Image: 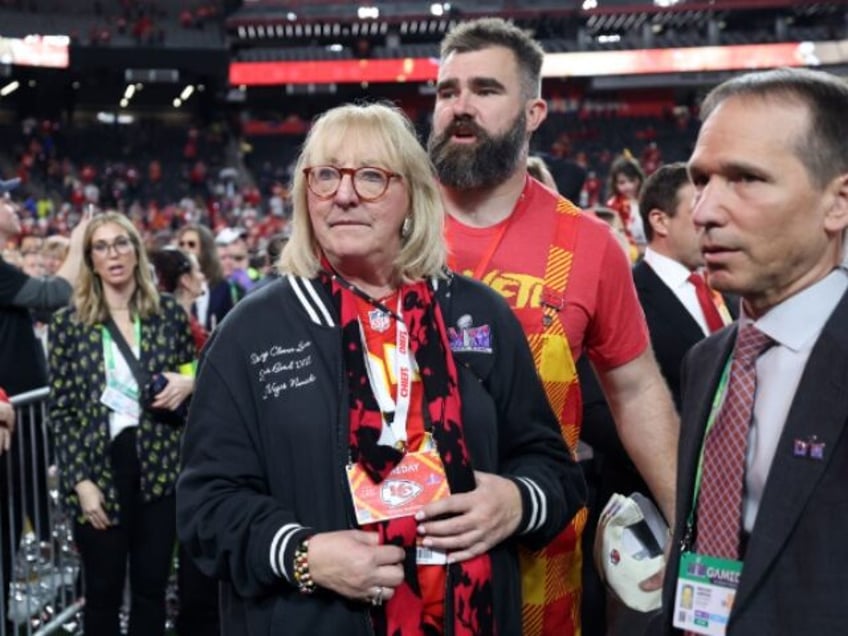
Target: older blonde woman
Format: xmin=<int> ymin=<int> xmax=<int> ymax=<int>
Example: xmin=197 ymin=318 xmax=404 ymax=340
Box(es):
xmin=177 ymin=103 xmax=584 ymax=636
xmin=49 ymin=212 xmax=195 ymax=636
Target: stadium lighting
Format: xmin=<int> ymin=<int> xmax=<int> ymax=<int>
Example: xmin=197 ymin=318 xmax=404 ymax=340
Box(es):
xmin=430 ymin=3 xmax=444 ymax=16
xmin=357 ymin=6 xmax=379 ymax=19
xmin=654 ymin=0 xmax=682 ymax=6
xmin=123 ymin=84 xmax=135 ymax=100
xmin=582 ymin=0 xmax=598 ymax=9
xmin=173 ymin=97 xmax=182 ymax=108
xmin=180 ymin=84 xmax=194 ymax=100
xmin=97 ymin=112 xmax=135 ymax=125
xmin=0 ymin=80 xmax=20 ymax=96
xmin=119 ymin=98 xmax=128 ymax=108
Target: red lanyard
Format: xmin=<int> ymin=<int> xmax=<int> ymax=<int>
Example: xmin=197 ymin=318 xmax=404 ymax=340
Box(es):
xmin=447 ymin=209 xmax=515 ymax=279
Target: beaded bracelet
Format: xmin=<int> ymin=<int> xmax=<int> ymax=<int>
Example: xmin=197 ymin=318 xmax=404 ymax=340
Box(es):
xmin=293 ymin=538 xmax=316 ymax=594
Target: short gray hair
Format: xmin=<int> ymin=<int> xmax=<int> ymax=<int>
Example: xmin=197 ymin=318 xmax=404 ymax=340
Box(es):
xmin=701 ymin=67 xmax=848 ymax=188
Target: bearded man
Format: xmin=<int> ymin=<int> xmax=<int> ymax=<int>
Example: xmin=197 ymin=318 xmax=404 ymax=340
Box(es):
xmin=430 ymin=18 xmax=679 ymax=636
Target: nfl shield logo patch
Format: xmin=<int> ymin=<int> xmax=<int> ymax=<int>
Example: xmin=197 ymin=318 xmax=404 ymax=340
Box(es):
xmin=369 ymin=308 xmax=390 ymax=333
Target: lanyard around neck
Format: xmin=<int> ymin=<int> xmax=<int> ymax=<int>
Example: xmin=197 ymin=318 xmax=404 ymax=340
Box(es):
xmin=356 ymin=292 xmax=415 ymax=448
xmin=448 ymin=211 xmax=514 ymax=280
xmin=331 ymin=273 xmax=403 ymax=322
xmin=447 ymin=176 xmax=527 ymax=278
xmin=102 ymin=315 xmax=142 ymax=371
xmin=331 ymin=271 xmax=419 ymax=447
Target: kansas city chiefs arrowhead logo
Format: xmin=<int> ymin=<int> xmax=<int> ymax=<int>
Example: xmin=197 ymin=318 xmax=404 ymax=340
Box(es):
xmin=380 ymin=479 xmax=423 ymax=507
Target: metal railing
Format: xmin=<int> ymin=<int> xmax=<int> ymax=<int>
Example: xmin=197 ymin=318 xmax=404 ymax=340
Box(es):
xmin=2 ymin=387 xmax=83 ymax=636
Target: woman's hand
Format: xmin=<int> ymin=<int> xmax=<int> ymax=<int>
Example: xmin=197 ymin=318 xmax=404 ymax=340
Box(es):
xmin=415 ymin=470 xmax=523 ymax=563
xmin=307 ymin=530 xmax=405 ymax=603
xmin=0 ymin=401 xmax=14 ymax=454
xmin=75 ymin=479 xmax=110 ymax=530
xmin=150 ymin=372 xmax=194 ymax=411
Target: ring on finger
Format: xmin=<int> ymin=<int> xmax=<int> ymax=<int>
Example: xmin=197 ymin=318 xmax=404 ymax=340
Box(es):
xmin=370 ymin=586 xmax=384 ymax=607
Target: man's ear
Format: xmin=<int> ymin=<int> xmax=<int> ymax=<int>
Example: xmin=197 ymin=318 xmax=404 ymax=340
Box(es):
xmin=824 ymin=172 xmax=848 ymax=234
xmin=526 ymin=98 xmax=547 ymax=133
xmin=648 ymin=208 xmax=669 ymax=238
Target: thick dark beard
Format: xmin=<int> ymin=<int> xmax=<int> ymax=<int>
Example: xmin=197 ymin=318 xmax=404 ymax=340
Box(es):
xmin=427 ymin=111 xmax=527 ymax=191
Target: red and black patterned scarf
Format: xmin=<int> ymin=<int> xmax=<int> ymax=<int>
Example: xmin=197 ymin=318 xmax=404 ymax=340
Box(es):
xmin=321 ymin=269 xmax=494 ymax=636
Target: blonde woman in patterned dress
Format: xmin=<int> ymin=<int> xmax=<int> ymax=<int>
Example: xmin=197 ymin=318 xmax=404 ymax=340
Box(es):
xmin=49 ymin=212 xmax=195 ymax=636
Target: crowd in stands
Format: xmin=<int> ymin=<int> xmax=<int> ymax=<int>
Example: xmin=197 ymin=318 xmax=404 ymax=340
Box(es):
xmin=0 ymin=95 xmax=702 ymax=284
xmin=2 ymin=114 xmax=292 ymax=258
xmin=0 ymin=0 xmax=222 ymax=47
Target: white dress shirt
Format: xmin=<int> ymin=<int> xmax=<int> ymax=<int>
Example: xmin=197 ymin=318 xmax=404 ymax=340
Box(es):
xmin=106 ymin=339 xmax=140 ymax=440
xmin=643 ymin=247 xmax=711 ymax=336
xmin=741 ymin=268 xmax=848 ymax=532
xmin=195 ymin=283 xmax=210 ymax=328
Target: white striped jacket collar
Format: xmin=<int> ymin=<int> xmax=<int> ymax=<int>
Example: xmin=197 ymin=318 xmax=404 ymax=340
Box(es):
xmin=285 ymin=274 xmax=446 ymax=328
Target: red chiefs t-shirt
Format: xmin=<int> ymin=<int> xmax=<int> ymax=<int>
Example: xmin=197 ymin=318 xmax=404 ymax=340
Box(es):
xmin=445 ymin=177 xmax=647 ymax=373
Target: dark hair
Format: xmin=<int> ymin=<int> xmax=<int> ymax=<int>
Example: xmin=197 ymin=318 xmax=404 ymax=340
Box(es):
xmin=440 ymin=17 xmax=544 ymax=100
xmin=700 ymin=67 xmax=848 ymax=188
xmin=266 ymin=232 xmax=289 ymax=267
xmin=178 ymin=224 xmax=223 ymax=286
xmin=607 ymin=156 xmax=645 ymax=199
xmin=638 ymin=162 xmax=690 ymax=243
xmin=150 ymin=247 xmax=192 ymax=294
xmin=592 ymin=206 xmax=617 ymax=224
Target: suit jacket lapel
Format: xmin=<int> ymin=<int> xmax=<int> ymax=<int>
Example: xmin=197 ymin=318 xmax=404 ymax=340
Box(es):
xmin=634 ymin=262 xmax=705 ymax=344
xmin=734 ymin=290 xmax=848 ymax=611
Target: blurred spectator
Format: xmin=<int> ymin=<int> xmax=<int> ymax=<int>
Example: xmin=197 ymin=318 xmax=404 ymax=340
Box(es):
xmin=580 ymin=170 xmax=602 ymax=208
xmin=0 ymin=178 xmax=91 ymax=634
xmin=20 ymin=249 xmax=45 ymax=277
xmin=590 ymin=206 xmax=632 ymax=260
xmin=249 ymin=231 xmax=289 ymax=293
xmin=606 ymin=154 xmax=647 ymax=260
xmin=0 ymin=387 xmax=11 ymax=455
xmin=176 ymin=224 xmax=242 ymax=331
xmin=149 ymin=247 xmax=208 ymax=352
xmin=527 ymin=155 xmax=558 ymax=191
xmin=215 ymin=227 xmax=256 ymax=292
xmin=41 ymin=235 xmax=70 ymax=275
xmin=20 ymin=234 xmax=43 ymax=254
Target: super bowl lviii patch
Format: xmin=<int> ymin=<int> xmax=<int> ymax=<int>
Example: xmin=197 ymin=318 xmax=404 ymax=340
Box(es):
xmin=448 ymin=314 xmax=492 ymax=353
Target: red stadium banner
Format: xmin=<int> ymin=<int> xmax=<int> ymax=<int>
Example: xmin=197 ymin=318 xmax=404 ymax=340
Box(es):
xmin=543 ymin=42 xmax=829 ymax=77
xmin=230 ymin=56 xmax=440 ymax=86
xmin=229 ymin=40 xmax=847 ymax=86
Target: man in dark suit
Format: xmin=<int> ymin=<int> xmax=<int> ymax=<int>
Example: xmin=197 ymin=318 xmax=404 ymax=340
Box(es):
xmin=662 ymin=67 xmax=848 ymax=634
xmin=582 ymin=163 xmax=737 ymax=634
xmin=634 ymin=162 xmax=735 ymax=410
